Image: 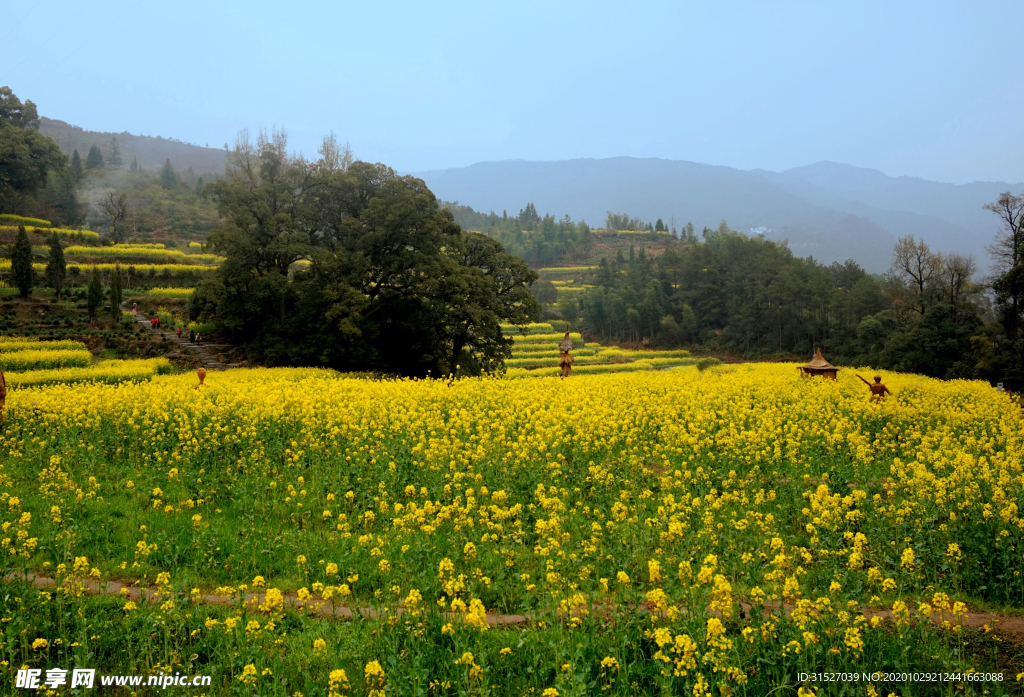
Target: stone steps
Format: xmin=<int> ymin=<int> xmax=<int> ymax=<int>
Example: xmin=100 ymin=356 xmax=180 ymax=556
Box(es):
xmin=130 ymin=309 xmax=239 ymax=371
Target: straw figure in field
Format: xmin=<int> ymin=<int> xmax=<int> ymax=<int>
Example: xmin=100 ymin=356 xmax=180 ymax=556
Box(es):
xmin=857 ymin=374 xmax=891 ymax=403
xmin=195 ymin=366 xmax=207 ymax=390
xmin=558 ymin=327 xmax=574 ymax=379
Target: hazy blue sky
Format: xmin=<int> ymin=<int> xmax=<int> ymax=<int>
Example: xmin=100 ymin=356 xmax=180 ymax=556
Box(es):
xmin=2 ymin=0 xmax=1022 ymax=183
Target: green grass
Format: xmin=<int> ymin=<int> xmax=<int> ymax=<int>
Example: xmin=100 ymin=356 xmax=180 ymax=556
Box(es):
xmin=0 ymin=367 xmax=1019 ymax=695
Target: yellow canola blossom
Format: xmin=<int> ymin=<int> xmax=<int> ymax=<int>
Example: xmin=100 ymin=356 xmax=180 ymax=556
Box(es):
xmin=0 ymin=348 xmax=92 ymax=371
xmin=5 ymin=358 xmax=172 ymax=388
xmin=0 ymin=362 xmax=1020 ymax=689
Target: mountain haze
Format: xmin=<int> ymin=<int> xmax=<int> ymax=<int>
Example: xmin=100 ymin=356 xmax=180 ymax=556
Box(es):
xmin=40 ymin=117 xmax=227 ymax=176
xmin=418 ymin=158 xmax=1018 ymax=272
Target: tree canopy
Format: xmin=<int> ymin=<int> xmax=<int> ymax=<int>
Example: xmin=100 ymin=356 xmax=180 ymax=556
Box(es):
xmin=0 ymin=87 xmax=66 ymax=213
xmin=191 ymin=129 xmax=538 ymax=376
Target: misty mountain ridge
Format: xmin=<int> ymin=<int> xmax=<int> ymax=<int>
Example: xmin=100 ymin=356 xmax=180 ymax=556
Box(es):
xmin=417 ymin=157 xmax=1021 ymax=272
xmin=35 ymin=107 xmax=1013 ymax=273
xmin=40 ymin=117 xmax=227 ymax=176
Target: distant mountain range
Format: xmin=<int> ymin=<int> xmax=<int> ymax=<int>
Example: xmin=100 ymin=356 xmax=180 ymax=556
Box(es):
xmin=40 ymin=117 xmax=227 ymax=176
xmin=416 ymin=158 xmax=1021 ymax=272
xmin=35 ymin=113 xmax=1016 ymax=273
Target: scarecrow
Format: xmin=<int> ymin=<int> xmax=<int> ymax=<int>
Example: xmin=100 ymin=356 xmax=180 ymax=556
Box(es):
xmin=558 ymin=328 xmax=574 ymax=379
xmin=857 ymin=374 xmax=891 ymax=403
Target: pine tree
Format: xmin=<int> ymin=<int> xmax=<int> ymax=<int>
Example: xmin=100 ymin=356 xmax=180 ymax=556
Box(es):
xmin=160 ymin=159 xmax=176 ymax=189
xmin=45 ymin=233 xmax=66 ymax=300
xmin=129 ymin=156 xmax=139 ymax=173
xmin=70 ymin=149 xmax=83 ymax=183
xmin=87 ymin=266 xmax=104 ymax=321
xmin=109 ymin=264 xmax=123 ymax=319
xmin=10 ymin=225 xmax=34 ymax=298
xmin=107 ymin=137 xmax=124 ymax=169
xmin=195 ymin=176 xmax=204 ymax=197
xmin=85 ymin=144 xmax=104 ymax=169
xmin=48 ymin=172 xmax=82 ymax=227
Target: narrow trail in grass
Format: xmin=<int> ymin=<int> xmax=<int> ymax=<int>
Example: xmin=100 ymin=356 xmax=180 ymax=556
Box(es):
xmin=9 ymin=572 xmax=1024 ymax=640
xmin=8 ymin=573 xmax=530 ymax=626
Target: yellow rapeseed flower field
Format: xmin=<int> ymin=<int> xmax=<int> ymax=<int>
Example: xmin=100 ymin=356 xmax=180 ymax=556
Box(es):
xmin=0 ymin=348 xmax=91 ymax=371
xmin=4 ymin=358 xmax=172 ymax=388
xmin=0 ymin=364 xmax=1019 ymax=693
xmin=62 ymin=246 xmax=224 ymax=264
xmin=0 ymin=339 xmax=87 ymax=353
xmin=0 ymin=224 xmax=100 ymax=240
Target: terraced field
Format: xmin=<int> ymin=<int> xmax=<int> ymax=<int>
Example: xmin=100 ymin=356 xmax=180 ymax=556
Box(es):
xmin=0 ymin=337 xmax=172 ymax=387
xmin=501 ymin=323 xmax=695 ymax=376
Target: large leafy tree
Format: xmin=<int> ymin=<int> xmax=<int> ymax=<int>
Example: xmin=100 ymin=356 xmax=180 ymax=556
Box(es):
xmin=977 ymin=191 xmax=1024 ymax=387
xmin=0 ymin=87 xmax=66 ymax=212
xmin=192 ymin=129 xmax=538 ymax=376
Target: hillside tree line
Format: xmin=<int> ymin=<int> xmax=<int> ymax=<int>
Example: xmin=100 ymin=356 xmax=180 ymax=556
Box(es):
xmin=576 ymin=218 xmax=1018 ymax=383
xmin=445 ymin=201 xmax=595 ymax=267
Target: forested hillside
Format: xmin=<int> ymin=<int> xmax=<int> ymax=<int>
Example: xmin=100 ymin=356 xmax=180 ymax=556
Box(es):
xmin=40 ymin=117 xmax=227 ymax=176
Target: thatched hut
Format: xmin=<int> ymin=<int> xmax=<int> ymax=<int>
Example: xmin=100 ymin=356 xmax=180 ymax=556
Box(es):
xmin=798 ymin=348 xmax=838 ymax=380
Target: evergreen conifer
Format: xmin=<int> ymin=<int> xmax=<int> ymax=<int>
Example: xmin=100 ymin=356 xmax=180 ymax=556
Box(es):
xmin=70 ymin=149 xmax=83 ymax=183
xmin=160 ymin=159 xmax=176 ymax=189
xmin=45 ymin=233 xmax=66 ymax=299
xmin=87 ymin=266 xmax=104 ymax=321
xmin=107 ymin=137 xmax=124 ymax=168
xmin=10 ymin=225 xmax=34 ymax=298
xmin=85 ymin=145 xmax=104 ymax=169
xmin=109 ymin=264 xmax=123 ymax=319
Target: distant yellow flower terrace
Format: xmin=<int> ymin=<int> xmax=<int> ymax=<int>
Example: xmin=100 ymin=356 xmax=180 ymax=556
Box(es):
xmin=0 ymin=225 xmax=99 ymax=240
xmin=4 ymin=358 xmax=172 ymax=388
xmin=62 ymin=246 xmax=224 ymax=264
xmin=0 ymin=348 xmax=92 ymax=371
xmin=0 ymin=260 xmax=218 ymax=274
xmin=0 ymin=339 xmax=87 ymax=353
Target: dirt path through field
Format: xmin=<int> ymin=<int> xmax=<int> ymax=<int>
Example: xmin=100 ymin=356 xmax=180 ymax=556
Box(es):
xmin=8 ymin=572 xmax=1024 ymax=640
